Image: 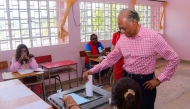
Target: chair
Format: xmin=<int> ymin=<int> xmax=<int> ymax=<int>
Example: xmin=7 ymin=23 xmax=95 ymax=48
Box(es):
xmin=104 ymin=47 xmax=111 ymax=52
xmin=35 ymin=55 xmax=63 ymax=91
xmin=79 ymin=50 xmax=88 ymax=83
xmin=0 ymin=61 xmax=8 ymax=71
xmin=103 ymin=47 xmax=114 ymax=84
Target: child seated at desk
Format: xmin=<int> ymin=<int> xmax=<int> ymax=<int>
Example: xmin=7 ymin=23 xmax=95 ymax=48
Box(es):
xmin=62 ymin=78 xmax=141 ymax=109
xmin=10 ymin=44 xmax=41 ymax=96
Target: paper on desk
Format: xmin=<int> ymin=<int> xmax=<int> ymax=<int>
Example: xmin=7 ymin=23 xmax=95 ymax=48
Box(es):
xmin=85 ymin=75 xmax=93 ymax=97
xmin=102 ymin=56 xmax=106 ymax=59
xmin=98 ymin=56 xmax=106 ymax=59
xmin=18 ymin=69 xmax=34 ymax=75
xmin=0 ymin=84 xmax=33 ymax=101
xmin=18 ymin=68 xmax=44 ymax=75
xmin=14 ymin=100 xmax=51 ymax=109
xmin=34 ymin=68 xmax=44 ymax=72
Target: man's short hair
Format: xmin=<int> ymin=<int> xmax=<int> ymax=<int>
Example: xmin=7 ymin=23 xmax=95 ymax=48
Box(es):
xmin=120 ymin=8 xmax=140 ymax=22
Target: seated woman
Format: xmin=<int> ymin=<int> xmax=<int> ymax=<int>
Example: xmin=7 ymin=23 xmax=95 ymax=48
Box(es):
xmin=85 ymin=34 xmax=110 ymax=87
xmin=10 ymin=44 xmax=41 ymax=96
xmin=62 ymin=78 xmax=141 ymax=109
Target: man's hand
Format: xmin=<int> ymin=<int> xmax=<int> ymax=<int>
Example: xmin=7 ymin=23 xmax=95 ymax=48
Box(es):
xmin=83 ymin=70 xmax=93 ymax=83
xmin=142 ymin=78 xmax=161 ymax=90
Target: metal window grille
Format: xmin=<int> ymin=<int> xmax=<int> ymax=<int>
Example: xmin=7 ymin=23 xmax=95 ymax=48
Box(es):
xmin=135 ymin=5 xmax=163 ymax=34
xmin=0 ymin=0 xmax=66 ymax=51
xmin=80 ymin=2 xmax=127 ymax=42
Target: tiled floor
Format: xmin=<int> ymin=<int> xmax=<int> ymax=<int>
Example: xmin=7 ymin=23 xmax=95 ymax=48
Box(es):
xmin=155 ymin=60 xmax=190 ymax=109
xmin=48 ymin=59 xmax=190 ymax=109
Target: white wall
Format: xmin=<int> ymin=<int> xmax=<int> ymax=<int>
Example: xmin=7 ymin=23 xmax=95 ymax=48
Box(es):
xmin=164 ymin=0 xmax=190 ymax=60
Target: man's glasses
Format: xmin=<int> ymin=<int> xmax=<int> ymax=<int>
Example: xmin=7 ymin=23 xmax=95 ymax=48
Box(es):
xmin=118 ymin=22 xmax=132 ymax=32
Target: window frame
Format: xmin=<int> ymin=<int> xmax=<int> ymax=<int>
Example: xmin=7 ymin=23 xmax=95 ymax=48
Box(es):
xmin=135 ymin=5 xmax=163 ymax=34
xmin=0 ymin=0 xmax=67 ymax=51
xmin=80 ymin=1 xmax=127 ymax=42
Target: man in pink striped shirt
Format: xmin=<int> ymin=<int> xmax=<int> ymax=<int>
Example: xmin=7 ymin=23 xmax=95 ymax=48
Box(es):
xmin=83 ymin=9 xmax=180 ymax=109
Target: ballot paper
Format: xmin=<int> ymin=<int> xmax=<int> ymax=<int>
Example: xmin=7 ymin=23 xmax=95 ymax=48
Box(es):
xmin=0 ymin=84 xmax=33 ymax=101
xmin=98 ymin=56 xmax=106 ymax=59
xmin=85 ymin=75 xmax=93 ymax=97
xmin=18 ymin=68 xmax=44 ymax=75
xmin=59 ymin=93 xmax=90 ymax=105
xmin=102 ymin=56 xmax=106 ymax=59
xmin=14 ymin=100 xmax=51 ymax=109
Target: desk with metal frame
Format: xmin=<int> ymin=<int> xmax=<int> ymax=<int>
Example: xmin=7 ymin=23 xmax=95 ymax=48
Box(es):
xmin=41 ymin=60 xmax=78 ymax=94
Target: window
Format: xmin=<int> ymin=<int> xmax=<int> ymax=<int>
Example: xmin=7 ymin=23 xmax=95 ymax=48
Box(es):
xmin=135 ymin=5 xmax=163 ymax=33
xmin=0 ymin=0 xmax=66 ymax=51
xmin=80 ymin=2 xmax=127 ymax=42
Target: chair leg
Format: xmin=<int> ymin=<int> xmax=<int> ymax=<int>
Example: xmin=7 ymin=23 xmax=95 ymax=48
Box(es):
xmin=57 ymin=75 xmax=63 ymax=91
xmin=42 ymin=83 xmax=45 ymax=100
xmin=54 ymin=77 xmax=56 ymax=91
xmin=80 ymin=70 xmax=83 ymax=84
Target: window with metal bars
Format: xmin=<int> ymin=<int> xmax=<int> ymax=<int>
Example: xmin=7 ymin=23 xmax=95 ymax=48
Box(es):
xmin=0 ymin=0 xmax=66 ymax=51
xmin=80 ymin=2 xmax=127 ymax=42
xmin=135 ymin=5 xmax=163 ymax=34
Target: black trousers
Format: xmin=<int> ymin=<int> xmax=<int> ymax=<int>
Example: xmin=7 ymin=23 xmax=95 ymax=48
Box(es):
xmin=124 ymin=71 xmax=156 ymax=109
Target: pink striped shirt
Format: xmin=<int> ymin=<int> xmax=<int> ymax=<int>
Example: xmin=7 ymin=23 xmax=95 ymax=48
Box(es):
xmin=90 ymin=25 xmax=180 ymax=82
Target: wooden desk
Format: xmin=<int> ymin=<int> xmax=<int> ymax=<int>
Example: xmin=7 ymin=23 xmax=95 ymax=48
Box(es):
xmin=2 ymin=71 xmax=46 ymax=101
xmin=0 ymin=79 xmax=53 ymax=109
xmin=41 ymin=60 xmax=78 ymax=94
xmin=89 ymin=57 xmax=103 ymax=63
xmin=2 ymin=71 xmax=43 ymax=80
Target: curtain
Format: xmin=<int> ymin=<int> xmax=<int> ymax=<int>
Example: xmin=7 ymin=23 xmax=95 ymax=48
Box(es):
xmin=158 ymin=1 xmax=167 ymax=30
xmin=58 ymin=0 xmax=77 ymax=42
xmin=132 ymin=0 xmax=136 ymax=10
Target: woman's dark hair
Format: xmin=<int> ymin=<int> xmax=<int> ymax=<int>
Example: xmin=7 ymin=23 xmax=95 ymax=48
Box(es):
xmin=112 ymin=78 xmax=141 ymax=109
xmin=15 ymin=44 xmax=34 ymax=64
xmin=90 ymin=34 xmax=97 ymax=40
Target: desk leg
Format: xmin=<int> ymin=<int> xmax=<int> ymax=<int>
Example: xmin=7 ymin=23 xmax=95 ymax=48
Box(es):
xmin=48 ymin=69 xmax=52 ymax=94
xmin=42 ymin=74 xmax=46 ymax=101
xmin=99 ymin=72 xmax=101 ymax=85
xmin=89 ymin=60 xmax=92 ymax=68
xmin=89 ymin=60 xmax=94 ymax=85
xmin=68 ymin=70 xmax=71 ymax=88
xmin=76 ymin=64 xmax=78 ymax=87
